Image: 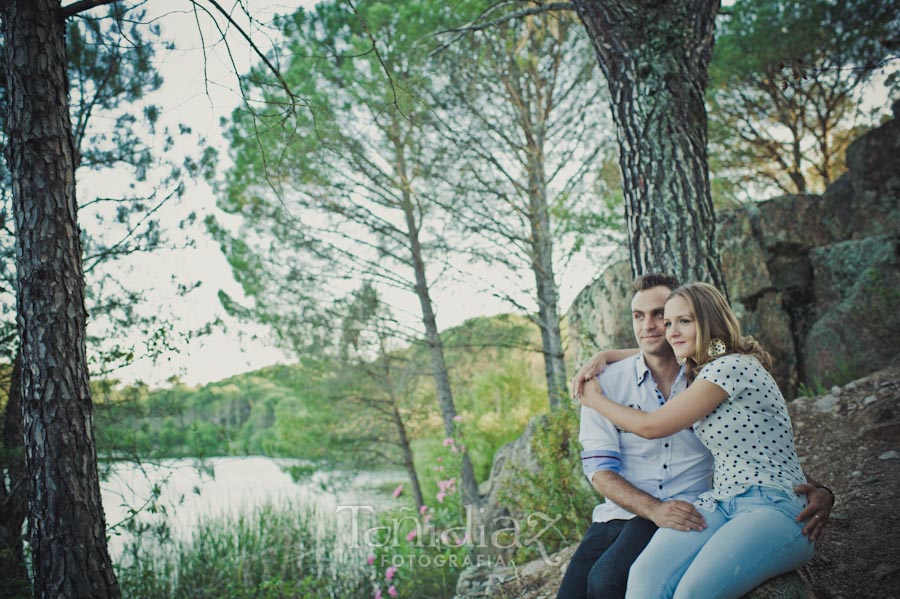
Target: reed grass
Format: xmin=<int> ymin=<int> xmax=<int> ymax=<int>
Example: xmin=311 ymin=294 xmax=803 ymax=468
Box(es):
xmin=116 ymin=498 xmax=369 ymax=599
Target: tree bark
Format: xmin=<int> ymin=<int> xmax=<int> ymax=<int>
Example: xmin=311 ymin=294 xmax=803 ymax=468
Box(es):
xmin=0 ymin=353 xmax=29 ymax=599
xmin=402 ymin=200 xmax=480 ymax=505
xmin=379 ymin=341 xmax=425 ymax=509
xmin=1 ymin=1 xmax=120 ymax=597
xmin=527 ymin=148 xmax=567 ymax=409
xmin=573 ymin=0 xmax=727 ymax=291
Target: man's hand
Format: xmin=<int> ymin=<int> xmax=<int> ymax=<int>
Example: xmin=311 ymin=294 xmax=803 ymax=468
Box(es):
xmin=571 ymin=352 xmax=610 ymax=398
xmin=794 ymin=483 xmax=834 ymax=543
xmin=648 ymin=500 xmax=707 ymax=532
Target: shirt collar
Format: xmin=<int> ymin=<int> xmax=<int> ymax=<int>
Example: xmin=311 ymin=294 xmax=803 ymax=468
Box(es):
xmin=634 ymin=352 xmax=651 ymax=385
xmin=635 ymin=352 xmax=686 ymax=387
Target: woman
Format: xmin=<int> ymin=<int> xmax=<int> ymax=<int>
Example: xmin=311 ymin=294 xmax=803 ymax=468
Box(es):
xmin=580 ymin=282 xmax=816 ymax=599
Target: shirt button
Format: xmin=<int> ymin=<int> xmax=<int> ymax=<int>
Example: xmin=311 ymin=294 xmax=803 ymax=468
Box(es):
xmin=658 ymin=484 xmax=663 ymax=489
xmin=664 ymin=443 xmax=669 ymax=447
xmin=663 ymin=464 xmax=668 ymax=469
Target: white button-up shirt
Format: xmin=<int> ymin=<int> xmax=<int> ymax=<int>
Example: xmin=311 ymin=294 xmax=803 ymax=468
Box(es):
xmin=580 ymin=353 xmax=714 ymax=523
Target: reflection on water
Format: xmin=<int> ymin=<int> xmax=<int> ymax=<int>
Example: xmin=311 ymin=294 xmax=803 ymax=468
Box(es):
xmin=100 ymin=456 xmax=404 ymax=560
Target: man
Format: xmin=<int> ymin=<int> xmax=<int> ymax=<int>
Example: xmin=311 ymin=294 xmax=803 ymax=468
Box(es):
xmin=556 ymin=273 xmax=833 ymax=599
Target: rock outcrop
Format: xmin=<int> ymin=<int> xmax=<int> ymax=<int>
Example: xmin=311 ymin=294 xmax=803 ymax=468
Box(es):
xmin=569 ymin=100 xmax=900 ymax=397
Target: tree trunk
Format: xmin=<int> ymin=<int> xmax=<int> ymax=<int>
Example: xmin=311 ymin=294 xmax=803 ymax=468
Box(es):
xmin=379 ymin=344 xmax=425 ymax=509
xmin=0 ymin=352 xmax=29 ymax=599
xmin=527 ymin=149 xmax=567 ymax=409
xmin=403 ymin=204 xmax=480 ymax=505
xmin=573 ymin=0 xmax=727 ymax=292
xmin=1 ymin=1 xmax=120 ymax=597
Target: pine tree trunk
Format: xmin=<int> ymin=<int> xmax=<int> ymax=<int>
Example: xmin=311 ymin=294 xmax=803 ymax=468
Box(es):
xmin=404 ymin=214 xmax=480 ymax=505
xmin=573 ymin=0 xmax=727 ymax=291
xmin=379 ymin=345 xmax=425 ymax=509
xmin=0 ymin=353 xmax=29 ymax=599
xmin=1 ymin=1 xmax=120 ymax=597
xmin=527 ymin=152 xmax=567 ymax=409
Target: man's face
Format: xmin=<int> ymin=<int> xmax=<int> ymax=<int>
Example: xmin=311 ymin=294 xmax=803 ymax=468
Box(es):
xmin=631 ymin=286 xmax=674 ymax=357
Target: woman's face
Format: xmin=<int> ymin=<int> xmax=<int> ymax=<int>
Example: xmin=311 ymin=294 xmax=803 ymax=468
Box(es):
xmin=664 ymin=295 xmax=697 ymax=360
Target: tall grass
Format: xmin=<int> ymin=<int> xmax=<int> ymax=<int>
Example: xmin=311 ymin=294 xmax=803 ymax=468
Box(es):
xmin=116 ymin=498 xmax=370 ymax=599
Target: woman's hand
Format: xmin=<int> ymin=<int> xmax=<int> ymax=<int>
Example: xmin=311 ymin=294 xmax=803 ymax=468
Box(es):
xmin=570 ymin=348 xmax=639 ymax=398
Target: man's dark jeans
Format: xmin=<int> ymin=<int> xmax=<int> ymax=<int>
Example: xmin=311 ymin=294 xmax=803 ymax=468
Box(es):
xmin=556 ymin=517 xmax=658 ymax=599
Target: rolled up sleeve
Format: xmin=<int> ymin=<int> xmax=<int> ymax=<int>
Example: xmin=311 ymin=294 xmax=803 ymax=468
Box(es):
xmin=579 ymin=403 xmax=621 ymax=480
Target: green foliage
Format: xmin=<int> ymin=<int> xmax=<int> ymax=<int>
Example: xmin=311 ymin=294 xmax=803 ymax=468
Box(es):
xmin=116 ymin=499 xmax=368 ymax=599
xmin=708 ymin=0 xmax=898 ymax=202
xmin=497 ymin=408 xmax=595 ymax=563
xmin=95 ymin=313 xmax=548 ymax=484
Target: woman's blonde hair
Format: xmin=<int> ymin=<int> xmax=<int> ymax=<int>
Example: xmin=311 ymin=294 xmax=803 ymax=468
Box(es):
xmin=668 ymin=282 xmax=772 ymax=380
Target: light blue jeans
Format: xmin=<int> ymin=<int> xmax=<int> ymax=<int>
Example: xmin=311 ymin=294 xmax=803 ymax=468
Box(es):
xmin=625 ymin=486 xmax=816 ymax=599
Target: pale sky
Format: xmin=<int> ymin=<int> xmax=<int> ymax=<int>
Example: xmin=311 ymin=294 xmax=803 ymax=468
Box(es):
xmin=80 ymin=0 xmax=894 ymax=387
xmin=80 ymin=0 xmax=600 ymax=387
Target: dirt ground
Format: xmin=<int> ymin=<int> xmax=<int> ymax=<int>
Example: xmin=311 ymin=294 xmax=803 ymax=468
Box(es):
xmin=488 ymin=362 xmax=900 ymax=599
xmin=790 ymin=363 xmax=900 ymax=598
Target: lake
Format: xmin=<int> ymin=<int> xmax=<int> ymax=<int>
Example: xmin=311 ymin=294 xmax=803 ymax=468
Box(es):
xmin=100 ymin=456 xmax=406 ymax=560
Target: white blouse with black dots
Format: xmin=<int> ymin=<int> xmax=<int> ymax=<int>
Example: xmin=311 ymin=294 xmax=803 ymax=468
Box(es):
xmin=692 ymin=352 xmax=806 ymax=510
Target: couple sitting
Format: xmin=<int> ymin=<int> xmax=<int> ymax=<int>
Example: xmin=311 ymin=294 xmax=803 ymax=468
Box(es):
xmin=557 ymin=274 xmax=834 ymax=599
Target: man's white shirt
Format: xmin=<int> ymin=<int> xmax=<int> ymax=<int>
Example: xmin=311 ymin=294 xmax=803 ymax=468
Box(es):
xmin=580 ymin=353 xmax=714 ymax=523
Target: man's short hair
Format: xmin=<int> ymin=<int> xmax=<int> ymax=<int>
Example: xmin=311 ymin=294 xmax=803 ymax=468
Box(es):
xmin=632 ymin=272 xmax=680 ymax=293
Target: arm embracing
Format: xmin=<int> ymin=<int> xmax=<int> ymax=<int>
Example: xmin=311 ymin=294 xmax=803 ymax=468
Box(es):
xmin=581 ymin=379 xmax=728 ymax=438
xmin=571 ymin=348 xmax=639 ymax=398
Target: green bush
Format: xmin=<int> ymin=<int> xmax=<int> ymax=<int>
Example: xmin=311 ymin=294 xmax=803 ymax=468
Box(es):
xmin=496 ymin=407 xmax=595 ymax=563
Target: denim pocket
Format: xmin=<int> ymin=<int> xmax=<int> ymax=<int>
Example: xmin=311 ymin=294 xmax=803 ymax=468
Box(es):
xmin=761 ymin=490 xmax=806 ymax=522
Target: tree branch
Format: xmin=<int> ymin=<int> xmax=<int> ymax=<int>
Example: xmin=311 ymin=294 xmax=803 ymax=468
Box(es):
xmin=60 ymin=0 xmax=118 ymax=19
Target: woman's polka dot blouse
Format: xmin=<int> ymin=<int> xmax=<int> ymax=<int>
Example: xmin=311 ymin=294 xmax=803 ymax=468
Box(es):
xmin=693 ymin=353 xmax=805 ymax=510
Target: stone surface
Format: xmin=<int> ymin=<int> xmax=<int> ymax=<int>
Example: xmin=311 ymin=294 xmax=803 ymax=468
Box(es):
xmin=568 ymin=110 xmax=900 ymax=397
xmin=805 ymin=235 xmax=900 ymax=387
xmin=567 ymin=255 xmax=633 ymax=366
xmin=717 ymin=205 xmax=772 ymax=302
xmin=735 ymin=290 xmax=797 ymax=398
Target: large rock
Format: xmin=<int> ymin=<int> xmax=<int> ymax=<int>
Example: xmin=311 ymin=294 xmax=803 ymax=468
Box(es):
xmin=839 ymin=99 xmax=900 ymax=240
xmin=717 ymin=205 xmax=772 ymax=302
xmin=805 ymin=235 xmax=900 ymax=387
xmin=478 ymin=413 xmax=545 ymax=556
xmin=569 ymin=106 xmax=900 ymax=397
xmin=455 ymin=543 xmax=811 ymax=599
xmin=734 ymin=290 xmax=798 ymax=397
xmin=568 ymin=255 xmax=633 ymax=366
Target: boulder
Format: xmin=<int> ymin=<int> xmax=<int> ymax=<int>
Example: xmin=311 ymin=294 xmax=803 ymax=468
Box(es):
xmin=734 ymin=290 xmax=798 ymax=398
xmin=717 ymin=205 xmax=772 ymax=302
xmin=805 ymin=235 xmax=900 ymax=387
xmin=568 ymin=255 xmax=633 ymax=366
xmin=568 ymin=106 xmax=900 ymax=397
xmin=840 ymin=99 xmax=900 ymax=240
xmin=478 ymin=413 xmax=545 ymax=555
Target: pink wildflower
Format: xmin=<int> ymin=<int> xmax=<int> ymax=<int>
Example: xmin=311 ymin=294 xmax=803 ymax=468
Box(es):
xmin=419 ymin=505 xmax=428 ymax=515
xmin=374 ymin=589 xmax=382 ymax=599
xmin=392 ymin=484 xmax=403 ymax=498
xmin=388 ymin=586 xmax=398 ymax=598
xmin=443 ymin=437 xmax=454 ymax=447
xmin=367 ymin=554 xmax=375 ymax=566
xmin=436 ymin=491 xmax=446 ymax=503
xmin=406 ymin=529 xmax=417 ymax=542
xmin=452 ymin=415 xmax=463 ymax=422
xmin=423 ymin=514 xmax=432 ymax=524
xmin=385 ymin=566 xmax=397 ymax=581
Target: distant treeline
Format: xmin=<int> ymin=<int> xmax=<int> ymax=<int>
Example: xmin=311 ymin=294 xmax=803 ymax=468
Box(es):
xmin=93 ymin=314 xmax=549 ymax=482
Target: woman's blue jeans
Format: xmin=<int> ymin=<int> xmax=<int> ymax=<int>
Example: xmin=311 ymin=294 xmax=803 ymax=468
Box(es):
xmin=625 ymin=486 xmax=816 ymax=599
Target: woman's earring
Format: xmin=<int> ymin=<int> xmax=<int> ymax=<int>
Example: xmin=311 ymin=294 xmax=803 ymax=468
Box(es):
xmin=708 ymin=338 xmax=726 ymax=358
